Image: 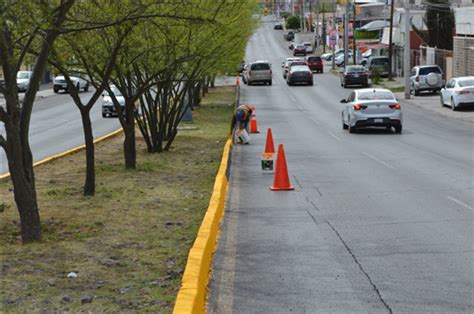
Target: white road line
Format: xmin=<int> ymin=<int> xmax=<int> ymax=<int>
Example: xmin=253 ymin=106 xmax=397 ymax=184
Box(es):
xmin=362 ymin=152 xmax=395 ymax=169
xmin=309 ymin=117 xmax=321 ymax=125
xmin=327 ymin=131 xmax=341 ymax=141
xmin=290 ymin=95 xmax=296 ymax=102
xmin=446 ymin=196 xmax=474 ymax=212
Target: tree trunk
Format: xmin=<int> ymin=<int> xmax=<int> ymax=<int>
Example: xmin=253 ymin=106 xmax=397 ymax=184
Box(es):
xmin=202 ymin=78 xmax=209 ymax=95
xmin=5 ymin=124 xmax=41 ymax=242
xmin=210 ymin=75 xmax=216 ymax=88
xmin=80 ymin=109 xmax=95 ymax=196
xmin=124 ymin=125 xmax=136 ymax=169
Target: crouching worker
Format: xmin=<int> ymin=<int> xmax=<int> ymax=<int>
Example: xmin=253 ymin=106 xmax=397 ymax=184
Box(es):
xmin=231 ymin=104 xmax=253 ymax=144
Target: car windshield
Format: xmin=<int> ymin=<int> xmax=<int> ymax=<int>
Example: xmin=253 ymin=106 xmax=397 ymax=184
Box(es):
xmin=304 ymin=43 xmax=311 ymax=47
xmin=105 ymin=86 xmax=122 ymax=97
xmin=371 ymin=58 xmax=388 ymax=65
xmin=251 ymin=63 xmax=270 ymax=70
xmin=419 ymin=67 xmax=441 ymax=75
xmin=458 ymin=79 xmax=474 ymax=87
xmin=17 ymin=72 xmax=30 ymax=79
xmin=358 ymin=91 xmax=394 ymax=100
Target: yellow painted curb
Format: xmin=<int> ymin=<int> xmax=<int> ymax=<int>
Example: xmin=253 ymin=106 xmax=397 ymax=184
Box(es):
xmin=173 ymin=137 xmax=233 ymax=314
xmin=0 ymin=128 xmax=123 ymax=180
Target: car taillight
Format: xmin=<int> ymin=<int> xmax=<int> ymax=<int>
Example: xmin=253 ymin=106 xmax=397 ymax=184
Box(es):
xmin=389 ymin=104 xmax=401 ymax=109
xmin=458 ymin=90 xmax=469 ymax=95
xmin=415 ymin=76 xmax=419 ymax=82
xmin=353 ymin=105 xmax=367 ymax=110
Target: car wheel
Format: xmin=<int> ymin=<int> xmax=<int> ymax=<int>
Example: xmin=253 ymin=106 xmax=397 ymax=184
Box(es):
xmin=394 ymin=125 xmax=402 ymax=134
xmin=84 ymin=83 xmax=89 ymax=92
xmin=343 ymin=81 xmax=347 ymax=88
xmin=348 ymin=123 xmax=356 ymax=133
xmin=53 ymin=88 xmax=59 ymax=93
xmin=309 ymin=82 xmax=313 ymax=86
xmin=269 ymin=80 xmax=272 ymax=86
xmin=102 ymin=113 xmax=107 ymax=118
xmin=414 ymin=88 xmax=420 ymax=96
xmin=440 ymin=94 xmax=445 ymax=107
xmin=342 ymin=114 xmax=348 ymax=130
xmin=451 ymin=97 xmax=457 ymax=111
xmin=76 ymin=83 xmax=80 ymax=91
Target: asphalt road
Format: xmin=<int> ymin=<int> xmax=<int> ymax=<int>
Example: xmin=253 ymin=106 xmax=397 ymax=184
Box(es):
xmin=0 ymin=89 xmax=120 ymax=175
xmin=208 ymin=17 xmax=473 ymax=313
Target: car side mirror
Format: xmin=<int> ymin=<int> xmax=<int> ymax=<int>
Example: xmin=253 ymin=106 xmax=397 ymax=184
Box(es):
xmin=340 ymin=99 xmax=347 ymax=103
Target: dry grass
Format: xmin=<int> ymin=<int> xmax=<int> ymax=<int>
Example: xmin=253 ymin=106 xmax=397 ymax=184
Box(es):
xmin=0 ymin=86 xmax=235 ymax=313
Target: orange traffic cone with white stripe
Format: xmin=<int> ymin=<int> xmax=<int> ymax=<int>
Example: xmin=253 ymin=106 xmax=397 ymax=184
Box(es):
xmin=250 ymin=114 xmax=259 ymax=133
xmin=270 ymin=144 xmax=294 ymax=191
xmin=264 ymin=128 xmax=275 ymax=154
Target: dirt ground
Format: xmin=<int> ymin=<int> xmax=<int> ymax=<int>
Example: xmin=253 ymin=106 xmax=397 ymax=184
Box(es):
xmin=0 ymin=86 xmax=235 ymax=313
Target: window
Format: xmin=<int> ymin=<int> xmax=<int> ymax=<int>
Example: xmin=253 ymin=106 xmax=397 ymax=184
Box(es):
xmin=458 ymin=79 xmax=474 ymax=87
xmin=251 ymin=63 xmax=270 ymax=70
xmin=358 ymin=91 xmax=395 ymax=100
xmin=348 ymin=92 xmax=355 ymax=102
xmin=419 ymin=67 xmax=441 ymax=75
xmin=446 ymin=80 xmax=455 ymax=88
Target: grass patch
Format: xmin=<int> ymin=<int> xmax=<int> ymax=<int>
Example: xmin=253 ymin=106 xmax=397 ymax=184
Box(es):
xmin=0 ymin=86 xmax=235 ymax=313
xmin=388 ymin=86 xmax=405 ymax=93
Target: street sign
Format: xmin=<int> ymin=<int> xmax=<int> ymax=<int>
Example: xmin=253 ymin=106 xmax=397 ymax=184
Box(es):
xmin=329 ymin=30 xmax=337 ymax=46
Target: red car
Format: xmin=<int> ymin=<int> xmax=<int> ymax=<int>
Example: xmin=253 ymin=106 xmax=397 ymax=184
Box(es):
xmin=293 ymin=44 xmax=307 ymax=56
xmin=306 ymin=56 xmax=323 ymax=73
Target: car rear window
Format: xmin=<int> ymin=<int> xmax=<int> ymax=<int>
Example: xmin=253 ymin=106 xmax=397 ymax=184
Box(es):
xmin=290 ymin=61 xmax=307 ymax=66
xmin=347 ymin=66 xmax=366 ymax=73
xmin=307 ymin=57 xmax=321 ymax=62
xmin=371 ymin=58 xmax=388 ymax=66
xmin=458 ymin=79 xmax=474 ymax=87
xmin=358 ymin=91 xmax=395 ymax=100
xmin=251 ymin=63 xmax=270 ymax=70
xmin=419 ymin=66 xmax=441 ymax=75
xmin=295 ymin=45 xmax=305 ymax=49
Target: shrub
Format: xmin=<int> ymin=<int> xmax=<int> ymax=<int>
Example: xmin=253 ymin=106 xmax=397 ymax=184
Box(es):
xmin=286 ymin=15 xmax=301 ymax=30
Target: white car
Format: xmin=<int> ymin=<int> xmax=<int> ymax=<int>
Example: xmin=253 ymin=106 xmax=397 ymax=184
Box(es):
xmin=303 ymin=42 xmax=313 ymax=54
xmin=440 ymin=76 xmax=474 ymax=111
xmin=341 ymin=88 xmax=403 ymax=134
xmin=102 ymin=85 xmax=126 ymax=117
xmin=53 ymin=73 xmax=89 ymax=93
xmin=17 ymin=71 xmax=32 ymax=92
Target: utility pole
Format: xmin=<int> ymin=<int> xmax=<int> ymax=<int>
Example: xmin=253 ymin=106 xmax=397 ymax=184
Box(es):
xmin=352 ymin=1 xmax=357 ymax=65
xmin=404 ymin=4 xmax=411 ymax=99
xmin=388 ymin=0 xmax=395 ymax=80
xmin=316 ymin=0 xmax=320 ymax=55
xmin=332 ymin=0 xmax=336 ymax=70
xmin=343 ymin=13 xmax=348 ymax=71
xmin=322 ymin=3 xmax=326 ymax=53
xmin=300 ymin=0 xmax=305 ymax=32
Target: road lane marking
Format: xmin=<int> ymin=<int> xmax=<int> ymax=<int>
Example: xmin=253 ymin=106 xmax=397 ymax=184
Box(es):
xmin=290 ymin=95 xmax=296 ymax=102
xmin=327 ymin=131 xmax=341 ymax=141
xmin=362 ymin=152 xmax=395 ymax=169
xmin=309 ymin=117 xmax=321 ymax=125
xmin=446 ymin=196 xmax=474 ymax=212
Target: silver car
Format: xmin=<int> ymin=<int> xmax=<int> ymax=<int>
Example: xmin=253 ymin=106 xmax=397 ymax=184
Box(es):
xmin=245 ymin=60 xmax=272 ymax=86
xmin=341 ymin=88 xmax=403 ymax=133
xmin=440 ymin=76 xmax=474 ymax=110
xmin=410 ymin=65 xmax=444 ymax=96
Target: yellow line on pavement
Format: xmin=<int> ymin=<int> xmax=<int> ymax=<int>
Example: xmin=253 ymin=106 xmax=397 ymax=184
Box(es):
xmin=173 ymin=137 xmax=233 ymax=314
xmin=0 ymin=128 xmax=123 ymax=180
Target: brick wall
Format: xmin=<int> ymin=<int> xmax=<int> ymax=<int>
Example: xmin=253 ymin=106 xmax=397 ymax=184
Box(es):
xmin=453 ymin=36 xmax=474 ymax=77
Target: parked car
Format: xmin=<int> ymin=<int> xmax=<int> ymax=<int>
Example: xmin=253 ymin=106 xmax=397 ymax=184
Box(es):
xmin=241 ymin=64 xmax=249 ymax=83
xmin=16 ymin=71 xmax=33 ymax=92
xmin=102 ymin=85 xmax=125 ymax=117
xmin=341 ymin=88 xmax=402 ymax=133
xmin=274 ymin=22 xmax=283 ymax=30
xmin=282 ymin=58 xmax=306 ymax=78
xmin=321 ymin=48 xmax=350 ymax=61
xmin=286 ymin=65 xmax=313 ymax=86
xmin=367 ymin=56 xmax=390 ymax=77
xmin=246 ymin=60 xmax=272 ymax=86
xmin=335 ymin=53 xmax=353 ymax=67
xmin=341 ymin=65 xmax=369 ymax=88
xmin=293 ymin=44 xmax=307 ymax=56
xmin=306 ymin=56 xmax=323 ymax=73
xmin=410 ymin=65 xmax=444 ymax=96
xmin=53 ymin=73 xmax=89 ymax=93
xmin=303 ymin=42 xmax=313 ymax=54
xmin=284 ymin=31 xmax=295 ymax=41
xmin=440 ymin=76 xmax=474 ymax=110
xmin=238 ymin=61 xmax=246 ymax=74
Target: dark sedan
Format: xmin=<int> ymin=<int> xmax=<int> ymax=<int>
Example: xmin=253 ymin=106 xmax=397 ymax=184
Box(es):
xmin=341 ymin=65 xmax=369 ymax=88
xmin=287 ymin=65 xmax=313 ymax=86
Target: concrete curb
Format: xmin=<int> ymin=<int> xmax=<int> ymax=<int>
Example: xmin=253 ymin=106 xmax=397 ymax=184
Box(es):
xmin=0 ymin=128 xmax=123 ymax=180
xmin=173 ymin=137 xmax=233 ymax=314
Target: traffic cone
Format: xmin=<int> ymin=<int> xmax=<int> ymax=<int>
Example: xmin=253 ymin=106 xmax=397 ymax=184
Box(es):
xmin=250 ymin=114 xmax=259 ymax=133
xmin=236 ymin=77 xmax=240 ymax=86
xmin=264 ymin=128 xmax=275 ymax=154
xmin=270 ymin=144 xmax=294 ymax=191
